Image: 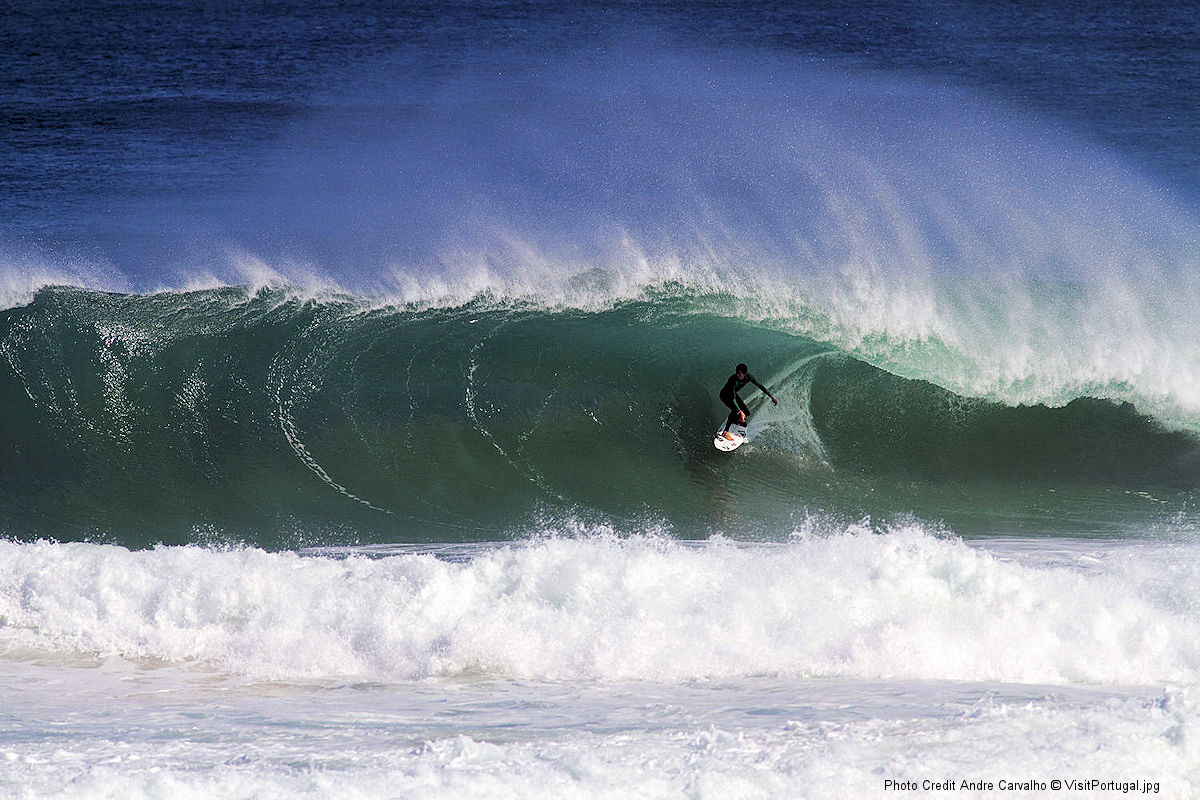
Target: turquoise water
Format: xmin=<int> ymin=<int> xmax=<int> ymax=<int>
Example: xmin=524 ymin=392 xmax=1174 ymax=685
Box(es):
xmin=3 ymin=285 xmax=1197 ymax=545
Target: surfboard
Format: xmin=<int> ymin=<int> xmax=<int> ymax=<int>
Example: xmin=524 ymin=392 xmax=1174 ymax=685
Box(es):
xmin=714 ymin=422 xmax=748 ymax=451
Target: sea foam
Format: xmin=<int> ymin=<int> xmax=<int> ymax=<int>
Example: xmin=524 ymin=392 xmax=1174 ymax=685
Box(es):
xmin=1 ymin=526 xmax=1197 ymax=686
xmin=5 ymin=690 xmax=1198 ymax=800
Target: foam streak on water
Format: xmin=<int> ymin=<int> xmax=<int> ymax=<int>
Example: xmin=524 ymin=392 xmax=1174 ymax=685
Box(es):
xmin=1 ymin=669 xmax=1196 ymax=799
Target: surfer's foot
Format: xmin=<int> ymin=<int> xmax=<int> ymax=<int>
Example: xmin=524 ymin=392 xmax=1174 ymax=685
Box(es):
xmin=722 ymin=431 xmax=736 ymax=441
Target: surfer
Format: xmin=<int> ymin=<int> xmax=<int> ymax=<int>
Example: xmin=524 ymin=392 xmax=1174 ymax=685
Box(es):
xmin=720 ymin=363 xmax=777 ymax=440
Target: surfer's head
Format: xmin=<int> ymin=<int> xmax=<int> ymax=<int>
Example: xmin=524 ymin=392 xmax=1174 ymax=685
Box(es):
xmin=736 ymin=363 xmax=748 ymax=377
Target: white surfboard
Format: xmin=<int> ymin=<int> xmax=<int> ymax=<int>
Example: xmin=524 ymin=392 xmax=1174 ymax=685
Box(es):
xmin=713 ymin=423 xmax=748 ymax=451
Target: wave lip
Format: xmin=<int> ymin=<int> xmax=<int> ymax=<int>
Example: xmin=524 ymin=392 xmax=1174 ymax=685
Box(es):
xmin=2 ymin=528 xmax=1198 ymax=686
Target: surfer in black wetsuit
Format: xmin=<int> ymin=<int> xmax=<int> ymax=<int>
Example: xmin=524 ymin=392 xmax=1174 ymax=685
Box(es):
xmin=720 ymin=363 xmax=777 ymax=439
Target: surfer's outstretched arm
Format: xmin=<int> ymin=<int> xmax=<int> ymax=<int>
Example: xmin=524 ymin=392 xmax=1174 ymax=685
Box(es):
xmin=748 ymin=375 xmax=779 ymax=406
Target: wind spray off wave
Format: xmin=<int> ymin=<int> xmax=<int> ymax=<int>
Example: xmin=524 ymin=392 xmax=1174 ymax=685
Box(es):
xmin=7 ymin=50 xmax=1200 ymax=422
xmin=201 ymin=51 xmax=1200 ymax=422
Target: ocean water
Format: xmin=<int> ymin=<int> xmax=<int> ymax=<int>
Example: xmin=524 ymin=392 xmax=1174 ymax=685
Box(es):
xmin=3 ymin=1 xmax=1200 ymax=797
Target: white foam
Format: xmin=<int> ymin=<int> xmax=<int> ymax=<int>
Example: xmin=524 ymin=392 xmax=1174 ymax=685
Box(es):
xmin=2 ymin=677 xmax=1196 ymax=799
xmin=2 ymin=526 xmax=1198 ymax=686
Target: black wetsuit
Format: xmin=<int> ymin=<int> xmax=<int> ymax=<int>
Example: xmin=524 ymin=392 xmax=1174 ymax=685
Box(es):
xmin=720 ymin=373 xmax=769 ymax=432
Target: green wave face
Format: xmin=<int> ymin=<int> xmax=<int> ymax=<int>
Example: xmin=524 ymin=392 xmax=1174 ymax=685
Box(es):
xmin=1 ymin=285 xmax=1196 ymax=547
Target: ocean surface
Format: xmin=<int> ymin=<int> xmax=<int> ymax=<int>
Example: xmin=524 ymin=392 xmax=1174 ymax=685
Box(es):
xmin=3 ymin=1 xmax=1200 ymax=797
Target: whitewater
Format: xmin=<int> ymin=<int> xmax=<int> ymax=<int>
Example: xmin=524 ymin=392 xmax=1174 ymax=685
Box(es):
xmin=3 ymin=528 xmax=1199 ymax=797
xmin=5 ymin=0 xmax=1200 ymax=797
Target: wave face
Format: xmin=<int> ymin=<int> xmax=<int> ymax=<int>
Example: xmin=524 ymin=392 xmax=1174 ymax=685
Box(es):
xmin=1 ymin=285 xmax=1197 ymax=546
